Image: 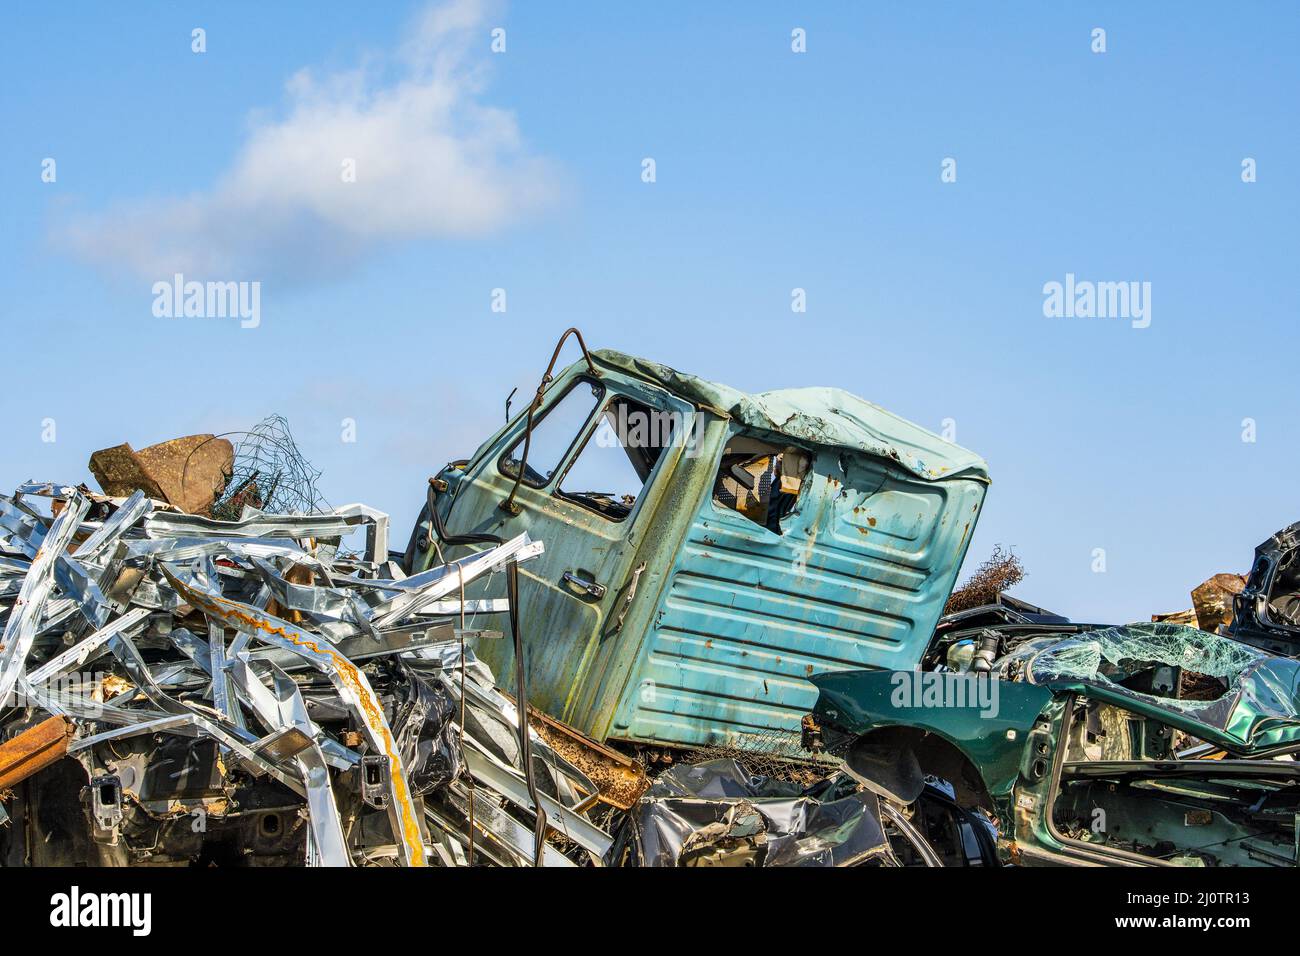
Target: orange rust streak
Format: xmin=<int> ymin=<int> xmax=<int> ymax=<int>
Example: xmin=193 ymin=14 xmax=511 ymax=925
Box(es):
xmin=0 ymin=716 xmax=72 ymax=789
xmin=168 ymin=572 xmax=425 ymax=866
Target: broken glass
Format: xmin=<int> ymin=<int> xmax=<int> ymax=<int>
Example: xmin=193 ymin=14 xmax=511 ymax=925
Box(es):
xmin=1010 ymin=622 xmax=1300 ymax=746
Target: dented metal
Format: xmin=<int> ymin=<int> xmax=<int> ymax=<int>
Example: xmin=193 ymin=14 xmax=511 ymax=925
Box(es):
xmin=0 ymin=479 xmax=607 ymax=868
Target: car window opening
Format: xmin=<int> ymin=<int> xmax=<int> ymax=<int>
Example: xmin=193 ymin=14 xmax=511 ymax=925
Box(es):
xmin=712 ymin=436 xmax=809 ymax=534
xmin=558 ymin=396 xmax=675 ymax=522
xmin=499 ymin=379 xmax=603 ymax=488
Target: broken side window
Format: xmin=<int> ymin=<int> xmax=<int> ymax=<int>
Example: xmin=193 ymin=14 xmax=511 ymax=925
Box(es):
xmin=1061 ymin=697 xmax=1180 ymax=763
xmin=711 ymin=436 xmax=810 ymax=534
xmin=499 ymin=379 xmax=603 ymax=488
xmin=557 ymin=396 xmax=674 ymax=521
xmin=1049 ymin=695 xmax=1300 ymax=867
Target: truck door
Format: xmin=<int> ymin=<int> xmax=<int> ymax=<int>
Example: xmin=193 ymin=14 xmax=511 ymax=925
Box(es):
xmin=431 ymin=370 xmax=694 ymax=726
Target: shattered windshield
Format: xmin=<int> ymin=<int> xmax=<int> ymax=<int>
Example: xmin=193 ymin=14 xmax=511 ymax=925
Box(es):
xmin=1011 ymin=622 xmax=1300 ymax=748
xmin=1028 ymin=623 xmax=1261 ymax=692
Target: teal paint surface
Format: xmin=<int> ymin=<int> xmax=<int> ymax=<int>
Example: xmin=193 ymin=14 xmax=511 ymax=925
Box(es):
xmin=425 ymin=350 xmax=990 ymax=749
xmin=609 ymin=436 xmax=988 ymax=745
xmin=592 ymin=350 xmax=990 ymax=484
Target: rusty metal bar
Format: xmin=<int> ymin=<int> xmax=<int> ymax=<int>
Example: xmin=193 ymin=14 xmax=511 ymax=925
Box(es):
xmin=0 ymin=716 xmax=73 ymax=790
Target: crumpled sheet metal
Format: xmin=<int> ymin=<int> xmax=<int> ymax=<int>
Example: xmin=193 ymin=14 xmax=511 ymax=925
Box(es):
xmin=0 ymin=486 xmax=89 ymax=706
xmin=591 ymin=349 xmax=989 ymax=482
xmin=0 ymin=479 xmax=610 ymax=868
xmin=161 ymin=567 xmax=428 ymax=867
xmin=615 ymin=758 xmax=894 ymax=867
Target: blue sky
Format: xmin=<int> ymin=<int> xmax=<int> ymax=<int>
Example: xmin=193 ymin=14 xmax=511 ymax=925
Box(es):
xmin=2 ymin=1 xmax=1297 ymax=623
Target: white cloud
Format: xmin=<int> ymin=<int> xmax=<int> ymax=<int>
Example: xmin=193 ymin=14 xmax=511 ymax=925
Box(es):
xmin=57 ymin=0 xmax=557 ymax=283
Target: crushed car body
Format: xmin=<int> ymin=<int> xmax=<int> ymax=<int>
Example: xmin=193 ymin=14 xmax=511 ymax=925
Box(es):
xmin=807 ymin=617 xmax=1300 ymax=866
xmin=1231 ymin=521 xmax=1300 ymax=657
xmin=6 ymin=329 xmax=1299 ymax=869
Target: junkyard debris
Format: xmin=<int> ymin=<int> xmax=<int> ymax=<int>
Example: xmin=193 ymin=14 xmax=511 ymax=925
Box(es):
xmin=611 ymin=758 xmax=897 ymax=867
xmin=0 ymin=478 xmax=615 ymax=866
xmin=1191 ymin=573 xmax=1247 ymax=634
xmin=211 ymin=414 xmax=329 ymax=519
xmin=0 ymin=716 xmax=73 ymax=790
xmin=89 ymin=435 xmax=234 ymax=516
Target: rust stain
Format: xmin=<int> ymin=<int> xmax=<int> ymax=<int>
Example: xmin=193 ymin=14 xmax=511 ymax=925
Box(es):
xmin=163 ymin=568 xmax=426 ymax=866
xmin=0 ymin=716 xmax=72 ymax=789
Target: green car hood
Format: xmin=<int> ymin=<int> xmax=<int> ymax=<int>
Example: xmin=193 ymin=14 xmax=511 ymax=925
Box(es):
xmin=812 ymin=623 xmax=1300 ymax=763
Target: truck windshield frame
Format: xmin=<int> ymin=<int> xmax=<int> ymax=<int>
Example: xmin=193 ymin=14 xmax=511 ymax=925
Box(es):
xmin=496 ymin=376 xmax=605 ymax=490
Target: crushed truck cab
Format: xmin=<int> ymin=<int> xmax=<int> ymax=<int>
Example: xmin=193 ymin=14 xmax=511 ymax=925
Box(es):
xmin=407 ymin=346 xmax=989 ymax=750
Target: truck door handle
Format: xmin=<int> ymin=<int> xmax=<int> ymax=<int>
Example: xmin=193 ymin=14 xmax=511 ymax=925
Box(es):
xmin=562 ymin=570 xmax=606 ymax=600
xmin=612 ymin=562 xmax=647 ymax=634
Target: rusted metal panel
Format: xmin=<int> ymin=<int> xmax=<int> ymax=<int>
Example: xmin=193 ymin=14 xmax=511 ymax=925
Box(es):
xmin=608 ymin=428 xmax=987 ymax=747
xmin=503 ymin=692 xmax=648 ymax=809
xmin=0 ymin=716 xmax=73 ymax=789
xmin=89 ymin=435 xmax=234 ymax=515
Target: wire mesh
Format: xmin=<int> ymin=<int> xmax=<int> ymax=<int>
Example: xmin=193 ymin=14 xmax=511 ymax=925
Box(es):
xmin=205 ymin=415 xmax=329 ymax=519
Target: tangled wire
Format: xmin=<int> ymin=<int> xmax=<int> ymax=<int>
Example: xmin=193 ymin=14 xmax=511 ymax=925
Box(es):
xmin=205 ymin=415 xmax=329 ymax=519
xmin=686 ymin=729 xmax=837 ymax=785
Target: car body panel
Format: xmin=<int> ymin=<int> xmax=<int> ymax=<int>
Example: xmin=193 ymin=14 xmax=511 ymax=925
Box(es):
xmin=810 ymin=668 xmax=1053 ymax=797
xmin=808 ymin=621 xmax=1300 ymax=866
xmin=1232 ymin=521 xmax=1300 ymax=656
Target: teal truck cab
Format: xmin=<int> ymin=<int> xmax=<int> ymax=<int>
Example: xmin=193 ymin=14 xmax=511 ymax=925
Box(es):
xmin=405 ymin=334 xmax=989 ymax=752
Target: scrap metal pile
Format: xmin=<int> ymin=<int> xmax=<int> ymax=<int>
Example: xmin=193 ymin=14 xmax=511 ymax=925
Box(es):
xmin=0 ymin=480 xmax=614 ymax=867
xmin=9 ymin=386 xmax=1299 ymax=870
